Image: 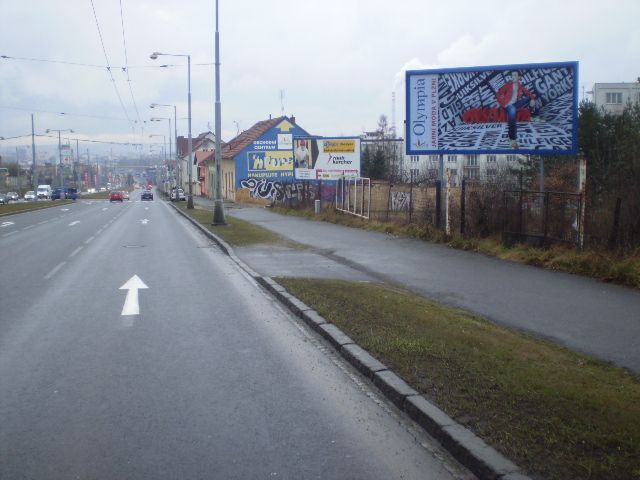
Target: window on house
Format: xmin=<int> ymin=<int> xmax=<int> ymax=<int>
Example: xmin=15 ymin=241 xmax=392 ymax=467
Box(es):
xmin=410 ymin=168 xmax=420 ymax=178
xmin=447 ymin=155 xmax=457 ymax=163
xmin=463 ymin=167 xmax=479 ymax=179
xmin=410 ymin=155 xmax=419 ymax=163
xmin=486 ymin=168 xmax=497 ymax=178
xmin=429 ymin=155 xmax=439 ymax=163
xmin=486 ymin=155 xmax=497 ymax=163
xmin=605 ymin=92 xmax=623 ymax=104
xmin=465 ymin=155 xmax=478 ymax=166
xmin=506 ymin=154 xmax=518 ymax=162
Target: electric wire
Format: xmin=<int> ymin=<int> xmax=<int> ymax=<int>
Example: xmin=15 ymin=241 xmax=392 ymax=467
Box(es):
xmin=118 ymin=0 xmax=142 ymax=127
xmin=88 ymin=0 xmax=135 ymax=132
xmin=0 ymin=55 xmax=212 ymax=69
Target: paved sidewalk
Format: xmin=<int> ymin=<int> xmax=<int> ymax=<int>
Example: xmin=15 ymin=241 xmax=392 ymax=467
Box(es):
xmin=194 ymin=197 xmax=640 ymax=374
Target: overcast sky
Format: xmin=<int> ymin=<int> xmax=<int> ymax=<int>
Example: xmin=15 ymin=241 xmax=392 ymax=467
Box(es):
xmin=1 ymin=0 xmax=638 ymax=157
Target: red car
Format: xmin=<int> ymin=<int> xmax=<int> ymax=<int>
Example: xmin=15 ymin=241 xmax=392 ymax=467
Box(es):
xmin=109 ymin=191 xmax=124 ymax=202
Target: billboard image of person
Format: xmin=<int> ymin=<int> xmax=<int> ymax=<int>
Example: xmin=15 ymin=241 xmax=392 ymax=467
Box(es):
xmin=406 ymin=61 xmax=578 ymax=155
xmin=294 ymin=137 xmax=360 ymax=180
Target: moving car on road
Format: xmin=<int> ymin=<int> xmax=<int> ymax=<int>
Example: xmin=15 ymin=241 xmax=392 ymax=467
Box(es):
xmin=65 ymin=188 xmax=78 ymax=200
xmin=6 ymin=192 xmax=19 ymax=202
xmin=0 ymin=193 xmax=7 ymax=204
xmin=24 ymin=191 xmax=37 ymax=201
xmin=37 ymin=185 xmax=52 ymax=199
xmin=122 ymin=191 xmax=130 ymax=201
xmin=50 ymin=188 xmax=63 ymax=200
xmin=141 ymin=190 xmax=154 ymax=201
xmin=109 ymin=191 xmax=124 ymax=202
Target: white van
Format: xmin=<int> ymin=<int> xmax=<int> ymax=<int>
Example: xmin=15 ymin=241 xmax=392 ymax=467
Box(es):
xmin=37 ymin=185 xmax=52 ymax=199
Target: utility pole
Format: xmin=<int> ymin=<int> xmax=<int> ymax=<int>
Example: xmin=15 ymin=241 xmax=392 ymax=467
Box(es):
xmin=212 ymin=0 xmax=226 ymax=224
xmin=31 ymin=114 xmax=37 ymax=189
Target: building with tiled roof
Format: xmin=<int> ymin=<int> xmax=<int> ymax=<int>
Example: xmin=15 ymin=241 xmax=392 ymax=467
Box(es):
xmin=207 ymin=116 xmax=310 ymax=202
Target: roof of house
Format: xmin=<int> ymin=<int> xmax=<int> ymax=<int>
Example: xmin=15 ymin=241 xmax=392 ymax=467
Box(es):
xmin=177 ymin=132 xmax=216 ymax=157
xmin=194 ymin=150 xmax=215 ymax=165
xmin=221 ymin=116 xmax=289 ymax=160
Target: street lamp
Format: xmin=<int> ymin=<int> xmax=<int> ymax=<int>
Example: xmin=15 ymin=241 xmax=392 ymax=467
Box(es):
xmin=150 ymin=103 xmax=178 ymax=192
xmin=150 ymin=51 xmax=195 ymax=209
xmin=211 ymin=0 xmax=226 ymax=224
xmin=46 ymin=128 xmax=73 ymax=188
xmin=150 ymin=117 xmax=172 ymax=168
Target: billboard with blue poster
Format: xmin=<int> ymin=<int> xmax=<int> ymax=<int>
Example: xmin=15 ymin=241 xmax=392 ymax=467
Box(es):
xmin=234 ymin=117 xmax=310 ymax=187
xmin=406 ymin=61 xmax=579 ymax=155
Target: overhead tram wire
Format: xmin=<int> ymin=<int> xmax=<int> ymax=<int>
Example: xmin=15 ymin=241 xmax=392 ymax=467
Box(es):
xmin=3 ymin=133 xmax=141 ymax=146
xmin=0 ymin=105 xmax=130 ymax=122
xmin=118 ymin=0 xmax=142 ymax=129
xmin=88 ymin=0 xmax=136 ymax=133
xmin=1 ymin=55 xmax=213 ymax=69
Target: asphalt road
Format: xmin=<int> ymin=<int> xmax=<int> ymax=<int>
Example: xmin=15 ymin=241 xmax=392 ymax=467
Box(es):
xmin=0 ymin=192 xmax=472 ymax=480
xmin=226 ymin=206 xmax=640 ymax=374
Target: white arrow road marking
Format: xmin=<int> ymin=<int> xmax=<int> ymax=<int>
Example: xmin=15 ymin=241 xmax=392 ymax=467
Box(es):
xmin=69 ymin=221 xmax=80 ymax=226
xmin=119 ymin=275 xmax=149 ymax=316
xmin=1 ymin=221 xmax=15 ymax=228
xmin=141 ymin=219 xmax=149 ymax=225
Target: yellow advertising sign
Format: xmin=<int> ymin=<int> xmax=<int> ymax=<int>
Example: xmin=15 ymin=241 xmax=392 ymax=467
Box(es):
xmin=248 ymin=151 xmax=294 ymax=172
xmin=322 ymin=140 xmax=356 ymax=153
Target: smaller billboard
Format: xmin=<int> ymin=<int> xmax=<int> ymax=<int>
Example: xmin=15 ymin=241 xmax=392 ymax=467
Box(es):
xmin=294 ymin=137 xmax=361 ymax=180
xmin=406 ymin=61 xmax=579 ymax=155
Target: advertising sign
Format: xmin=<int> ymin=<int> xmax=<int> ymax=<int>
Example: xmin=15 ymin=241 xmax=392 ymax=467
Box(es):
xmin=406 ymin=62 xmax=579 ymax=155
xmin=247 ymin=150 xmax=294 ymax=178
xmin=294 ymin=137 xmax=361 ymax=180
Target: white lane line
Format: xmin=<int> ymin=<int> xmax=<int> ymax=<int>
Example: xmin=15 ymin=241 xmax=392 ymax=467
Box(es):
xmin=44 ymin=261 xmax=66 ymax=280
xmin=102 ymin=208 xmax=108 ymax=211
xmin=84 ymin=235 xmax=95 ymax=245
xmin=69 ymin=246 xmax=83 ymax=258
xmin=96 ymin=228 xmax=103 ymax=235
xmin=2 ymin=231 xmax=17 ymax=238
xmin=68 ymin=221 xmax=80 ymax=226
xmin=23 ymin=225 xmax=35 ymax=230
xmin=38 ymin=220 xmax=49 ymax=225
xmin=1 ymin=221 xmax=15 ymax=228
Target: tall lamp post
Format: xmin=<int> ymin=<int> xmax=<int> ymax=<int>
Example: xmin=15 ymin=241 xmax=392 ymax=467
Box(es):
xmin=46 ymin=128 xmax=73 ymax=188
xmin=151 ymin=117 xmax=171 ymax=188
xmin=212 ymin=0 xmax=226 ymax=224
xmin=150 ymin=51 xmax=195 ymax=209
xmin=150 ymin=103 xmax=178 ymax=192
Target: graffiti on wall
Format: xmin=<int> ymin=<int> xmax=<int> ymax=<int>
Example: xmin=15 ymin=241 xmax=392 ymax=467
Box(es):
xmin=239 ymin=178 xmax=336 ymax=203
xmin=391 ymin=191 xmax=411 ymax=212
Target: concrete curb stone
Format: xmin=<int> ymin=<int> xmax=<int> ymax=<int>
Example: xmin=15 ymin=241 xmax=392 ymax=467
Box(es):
xmin=317 ymin=323 xmax=355 ymax=350
xmin=340 ymin=344 xmax=388 ymax=380
xmin=301 ymin=310 xmax=328 ymax=330
xmin=373 ymin=370 xmax=420 ymax=410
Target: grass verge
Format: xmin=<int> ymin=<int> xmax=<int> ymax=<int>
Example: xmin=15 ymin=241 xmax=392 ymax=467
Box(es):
xmin=0 ymin=200 xmax=72 ymax=215
xmin=174 ymin=202 xmax=301 ymax=247
xmin=272 ymin=206 xmax=640 ymax=289
xmin=277 ymin=277 xmax=640 ymax=480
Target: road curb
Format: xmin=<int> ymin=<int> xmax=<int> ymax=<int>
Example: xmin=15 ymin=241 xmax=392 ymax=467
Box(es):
xmin=172 ymin=202 xmax=531 ymax=480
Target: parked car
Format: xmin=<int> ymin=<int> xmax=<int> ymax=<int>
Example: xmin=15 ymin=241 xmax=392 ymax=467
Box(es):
xmin=141 ymin=190 xmax=154 ymax=201
xmin=6 ymin=192 xmax=19 ymax=202
xmin=50 ymin=188 xmax=63 ymax=200
xmin=122 ymin=191 xmax=130 ymax=201
xmin=24 ymin=191 xmax=37 ymax=201
xmin=170 ymin=188 xmax=186 ymax=201
xmin=109 ymin=190 xmax=124 ymax=202
xmin=0 ymin=193 xmax=7 ymax=205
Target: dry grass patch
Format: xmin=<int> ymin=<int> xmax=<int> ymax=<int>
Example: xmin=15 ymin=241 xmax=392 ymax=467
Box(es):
xmin=277 ymin=278 xmax=640 ymax=480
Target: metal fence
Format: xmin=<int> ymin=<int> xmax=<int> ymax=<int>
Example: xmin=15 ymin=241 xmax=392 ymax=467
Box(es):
xmin=271 ymin=177 xmax=639 ymax=252
xmin=502 ymin=190 xmax=583 ymax=248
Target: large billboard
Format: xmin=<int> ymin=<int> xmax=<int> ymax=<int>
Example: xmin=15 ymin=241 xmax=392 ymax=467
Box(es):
xmin=294 ymin=137 xmax=361 ymax=180
xmin=406 ymin=62 xmax=578 ymax=155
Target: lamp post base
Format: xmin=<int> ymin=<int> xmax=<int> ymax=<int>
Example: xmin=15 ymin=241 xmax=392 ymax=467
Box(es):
xmin=187 ymin=194 xmax=194 ymax=209
xmin=212 ymin=199 xmax=226 ymax=225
